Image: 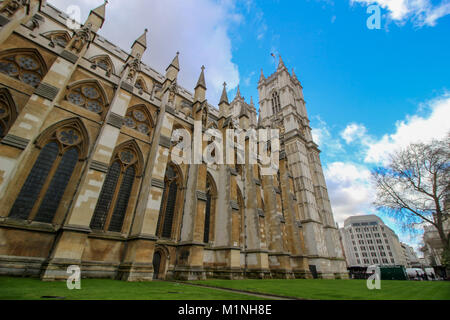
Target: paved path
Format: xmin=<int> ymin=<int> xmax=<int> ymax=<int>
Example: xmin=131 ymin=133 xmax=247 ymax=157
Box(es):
xmin=170 ymin=281 xmax=304 ymax=300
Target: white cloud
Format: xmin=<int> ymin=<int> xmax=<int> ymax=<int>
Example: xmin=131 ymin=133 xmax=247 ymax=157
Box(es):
xmin=324 ymin=162 xmax=376 ymax=226
xmin=311 ymin=116 xmax=344 ymax=156
xmin=48 ymin=0 xmax=241 ymax=105
xmin=365 ymin=92 xmax=450 ymax=164
xmin=341 ymin=123 xmax=368 ymax=144
xmin=351 ymin=0 xmax=450 ymax=26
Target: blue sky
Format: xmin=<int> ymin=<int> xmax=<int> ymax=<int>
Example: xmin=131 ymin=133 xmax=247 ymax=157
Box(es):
xmin=49 ymin=0 xmax=450 ymax=254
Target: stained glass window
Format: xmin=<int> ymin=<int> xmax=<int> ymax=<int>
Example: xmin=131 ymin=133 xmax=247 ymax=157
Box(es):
xmin=204 ymin=179 xmax=212 ymax=244
xmin=161 ymin=180 xmax=177 ymax=238
xmin=34 ymin=148 xmax=79 ymax=223
xmin=123 ymin=106 xmax=152 ymax=136
xmin=90 ymin=145 xmax=139 ymax=233
xmin=108 ymin=165 xmax=135 ymax=232
xmin=9 ymin=122 xmax=84 ymax=223
xmin=9 ymin=142 xmax=59 ymax=220
xmin=0 ymin=51 xmax=45 ymax=88
xmin=157 ymin=164 xmax=180 ymax=239
xmin=90 ymin=161 xmax=121 ymax=230
xmin=67 ymin=84 xmax=106 ymax=115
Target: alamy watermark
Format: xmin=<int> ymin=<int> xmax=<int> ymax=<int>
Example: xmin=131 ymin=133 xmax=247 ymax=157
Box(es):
xmin=367 ymin=4 xmax=381 ymax=30
xmin=170 ymin=121 xmax=280 ymax=176
xmin=65 ymin=5 xmax=82 ymax=29
xmin=66 ymin=265 xmax=81 ymax=290
xmin=366 ymin=265 xmax=381 ymax=290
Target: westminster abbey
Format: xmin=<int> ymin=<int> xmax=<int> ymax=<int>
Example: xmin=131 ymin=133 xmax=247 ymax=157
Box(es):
xmin=0 ymin=1 xmax=348 ymax=281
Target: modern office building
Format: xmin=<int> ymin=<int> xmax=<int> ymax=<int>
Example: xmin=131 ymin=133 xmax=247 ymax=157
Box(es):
xmin=340 ymin=215 xmax=406 ymax=268
xmin=401 ymin=243 xmax=420 ymax=268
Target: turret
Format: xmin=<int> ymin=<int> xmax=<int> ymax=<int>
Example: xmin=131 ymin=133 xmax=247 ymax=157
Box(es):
xmin=219 ymin=82 xmax=229 ymax=117
xmin=131 ymin=28 xmax=148 ymax=59
xmin=194 ymin=65 xmax=207 ymax=102
xmin=165 ymin=51 xmax=180 ymax=82
xmin=85 ymin=0 xmax=107 ymax=33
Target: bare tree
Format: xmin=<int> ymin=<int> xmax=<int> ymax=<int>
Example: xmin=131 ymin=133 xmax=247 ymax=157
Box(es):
xmin=372 ymin=135 xmax=450 ymax=278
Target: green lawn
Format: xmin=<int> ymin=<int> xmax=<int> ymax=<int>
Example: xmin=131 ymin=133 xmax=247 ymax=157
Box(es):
xmin=0 ymin=277 xmax=263 ymax=300
xmin=189 ymin=279 xmax=450 ymax=300
xmin=2 ymin=276 xmax=449 ymax=300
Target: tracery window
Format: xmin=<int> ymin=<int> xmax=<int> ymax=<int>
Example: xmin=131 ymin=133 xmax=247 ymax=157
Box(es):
xmin=9 ymin=120 xmax=87 ymax=223
xmin=156 ymin=163 xmax=181 ymax=239
xmin=90 ymin=55 xmax=114 ymax=76
xmin=271 ymin=91 xmax=281 ymax=114
xmin=44 ymin=31 xmax=71 ymax=48
xmin=90 ymin=142 xmax=141 ymax=233
xmin=135 ymin=78 xmax=147 ymax=92
xmin=0 ymin=88 xmax=17 ymax=139
xmin=123 ymin=105 xmax=153 ymax=136
xmin=66 ymin=82 xmax=107 ymax=116
xmin=0 ymin=49 xmax=47 ymax=88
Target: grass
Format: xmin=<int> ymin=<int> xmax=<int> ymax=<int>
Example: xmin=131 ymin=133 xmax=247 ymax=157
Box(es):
xmin=0 ymin=277 xmax=264 ymax=300
xmin=189 ymin=279 xmax=450 ymax=300
xmin=2 ymin=276 xmax=449 ymax=300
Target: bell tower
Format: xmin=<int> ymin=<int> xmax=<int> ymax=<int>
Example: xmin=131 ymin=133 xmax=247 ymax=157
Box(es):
xmin=257 ymin=56 xmax=348 ymax=279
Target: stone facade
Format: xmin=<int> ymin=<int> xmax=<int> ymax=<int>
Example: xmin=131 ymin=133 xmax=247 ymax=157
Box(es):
xmin=0 ymin=1 xmax=348 ymax=281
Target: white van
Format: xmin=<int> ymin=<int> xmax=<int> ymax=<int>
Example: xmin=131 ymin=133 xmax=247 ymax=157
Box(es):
xmin=406 ymin=268 xmax=425 ymax=280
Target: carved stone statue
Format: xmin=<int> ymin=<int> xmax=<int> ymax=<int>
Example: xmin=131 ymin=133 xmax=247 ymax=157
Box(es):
xmin=168 ymin=79 xmax=178 ymax=105
xmin=71 ymin=23 xmax=93 ymax=53
xmin=201 ymin=103 xmax=208 ymax=127
xmin=126 ymin=54 xmax=141 ymax=82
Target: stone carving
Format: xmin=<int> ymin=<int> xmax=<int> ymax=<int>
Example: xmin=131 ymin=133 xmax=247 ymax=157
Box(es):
xmin=126 ymin=54 xmax=141 ymax=82
xmin=0 ymin=0 xmax=28 ymax=18
xmin=71 ymin=23 xmax=93 ymax=53
xmin=168 ymin=79 xmax=178 ymax=105
xmin=24 ymin=14 xmax=44 ymax=31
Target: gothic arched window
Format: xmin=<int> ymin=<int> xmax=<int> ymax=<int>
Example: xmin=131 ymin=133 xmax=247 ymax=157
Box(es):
xmin=236 ymin=188 xmax=244 ymax=247
xmin=0 ymin=88 xmax=17 ymax=139
xmin=0 ymin=49 xmax=47 ymax=88
xmin=90 ymin=55 xmax=115 ymax=76
xmin=90 ymin=141 xmax=142 ymax=233
xmin=44 ymin=31 xmax=71 ymax=48
xmin=203 ymin=174 xmax=217 ymax=244
xmin=156 ymin=163 xmax=182 ymax=239
xmin=135 ymin=78 xmax=147 ymax=92
xmin=66 ymin=81 xmax=108 ymax=116
xmin=272 ymin=91 xmax=281 ymax=114
xmin=123 ymin=105 xmax=154 ymax=136
xmin=9 ymin=119 xmax=88 ymax=223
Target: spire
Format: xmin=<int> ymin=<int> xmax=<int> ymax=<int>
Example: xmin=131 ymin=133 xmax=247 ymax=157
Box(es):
xmin=220 ymin=82 xmax=229 ymax=105
xmin=236 ymin=85 xmax=241 ymax=99
xmin=250 ymin=96 xmax=254 ymax=106
xmin=130 ymin=28 xmax=148 ymax=59
xmin=134 ymin=28 xmax=148 ymax=50
xmin=259 ymin=69 xmax=265 ymax=82
xmin=292 ymin=68 xmax=297 ymax=79
xmin=167 ymin=51 xmax=180 ymax=71
xmin=195 ymin=65 xmax=206 ymax=90
xmin=91 ymin=0 xmax=107 ymax=20
xmin=86 ymin=0 xmax=108 ymax=31
xmin=278 ymin=55 xmax=286 ymax=70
